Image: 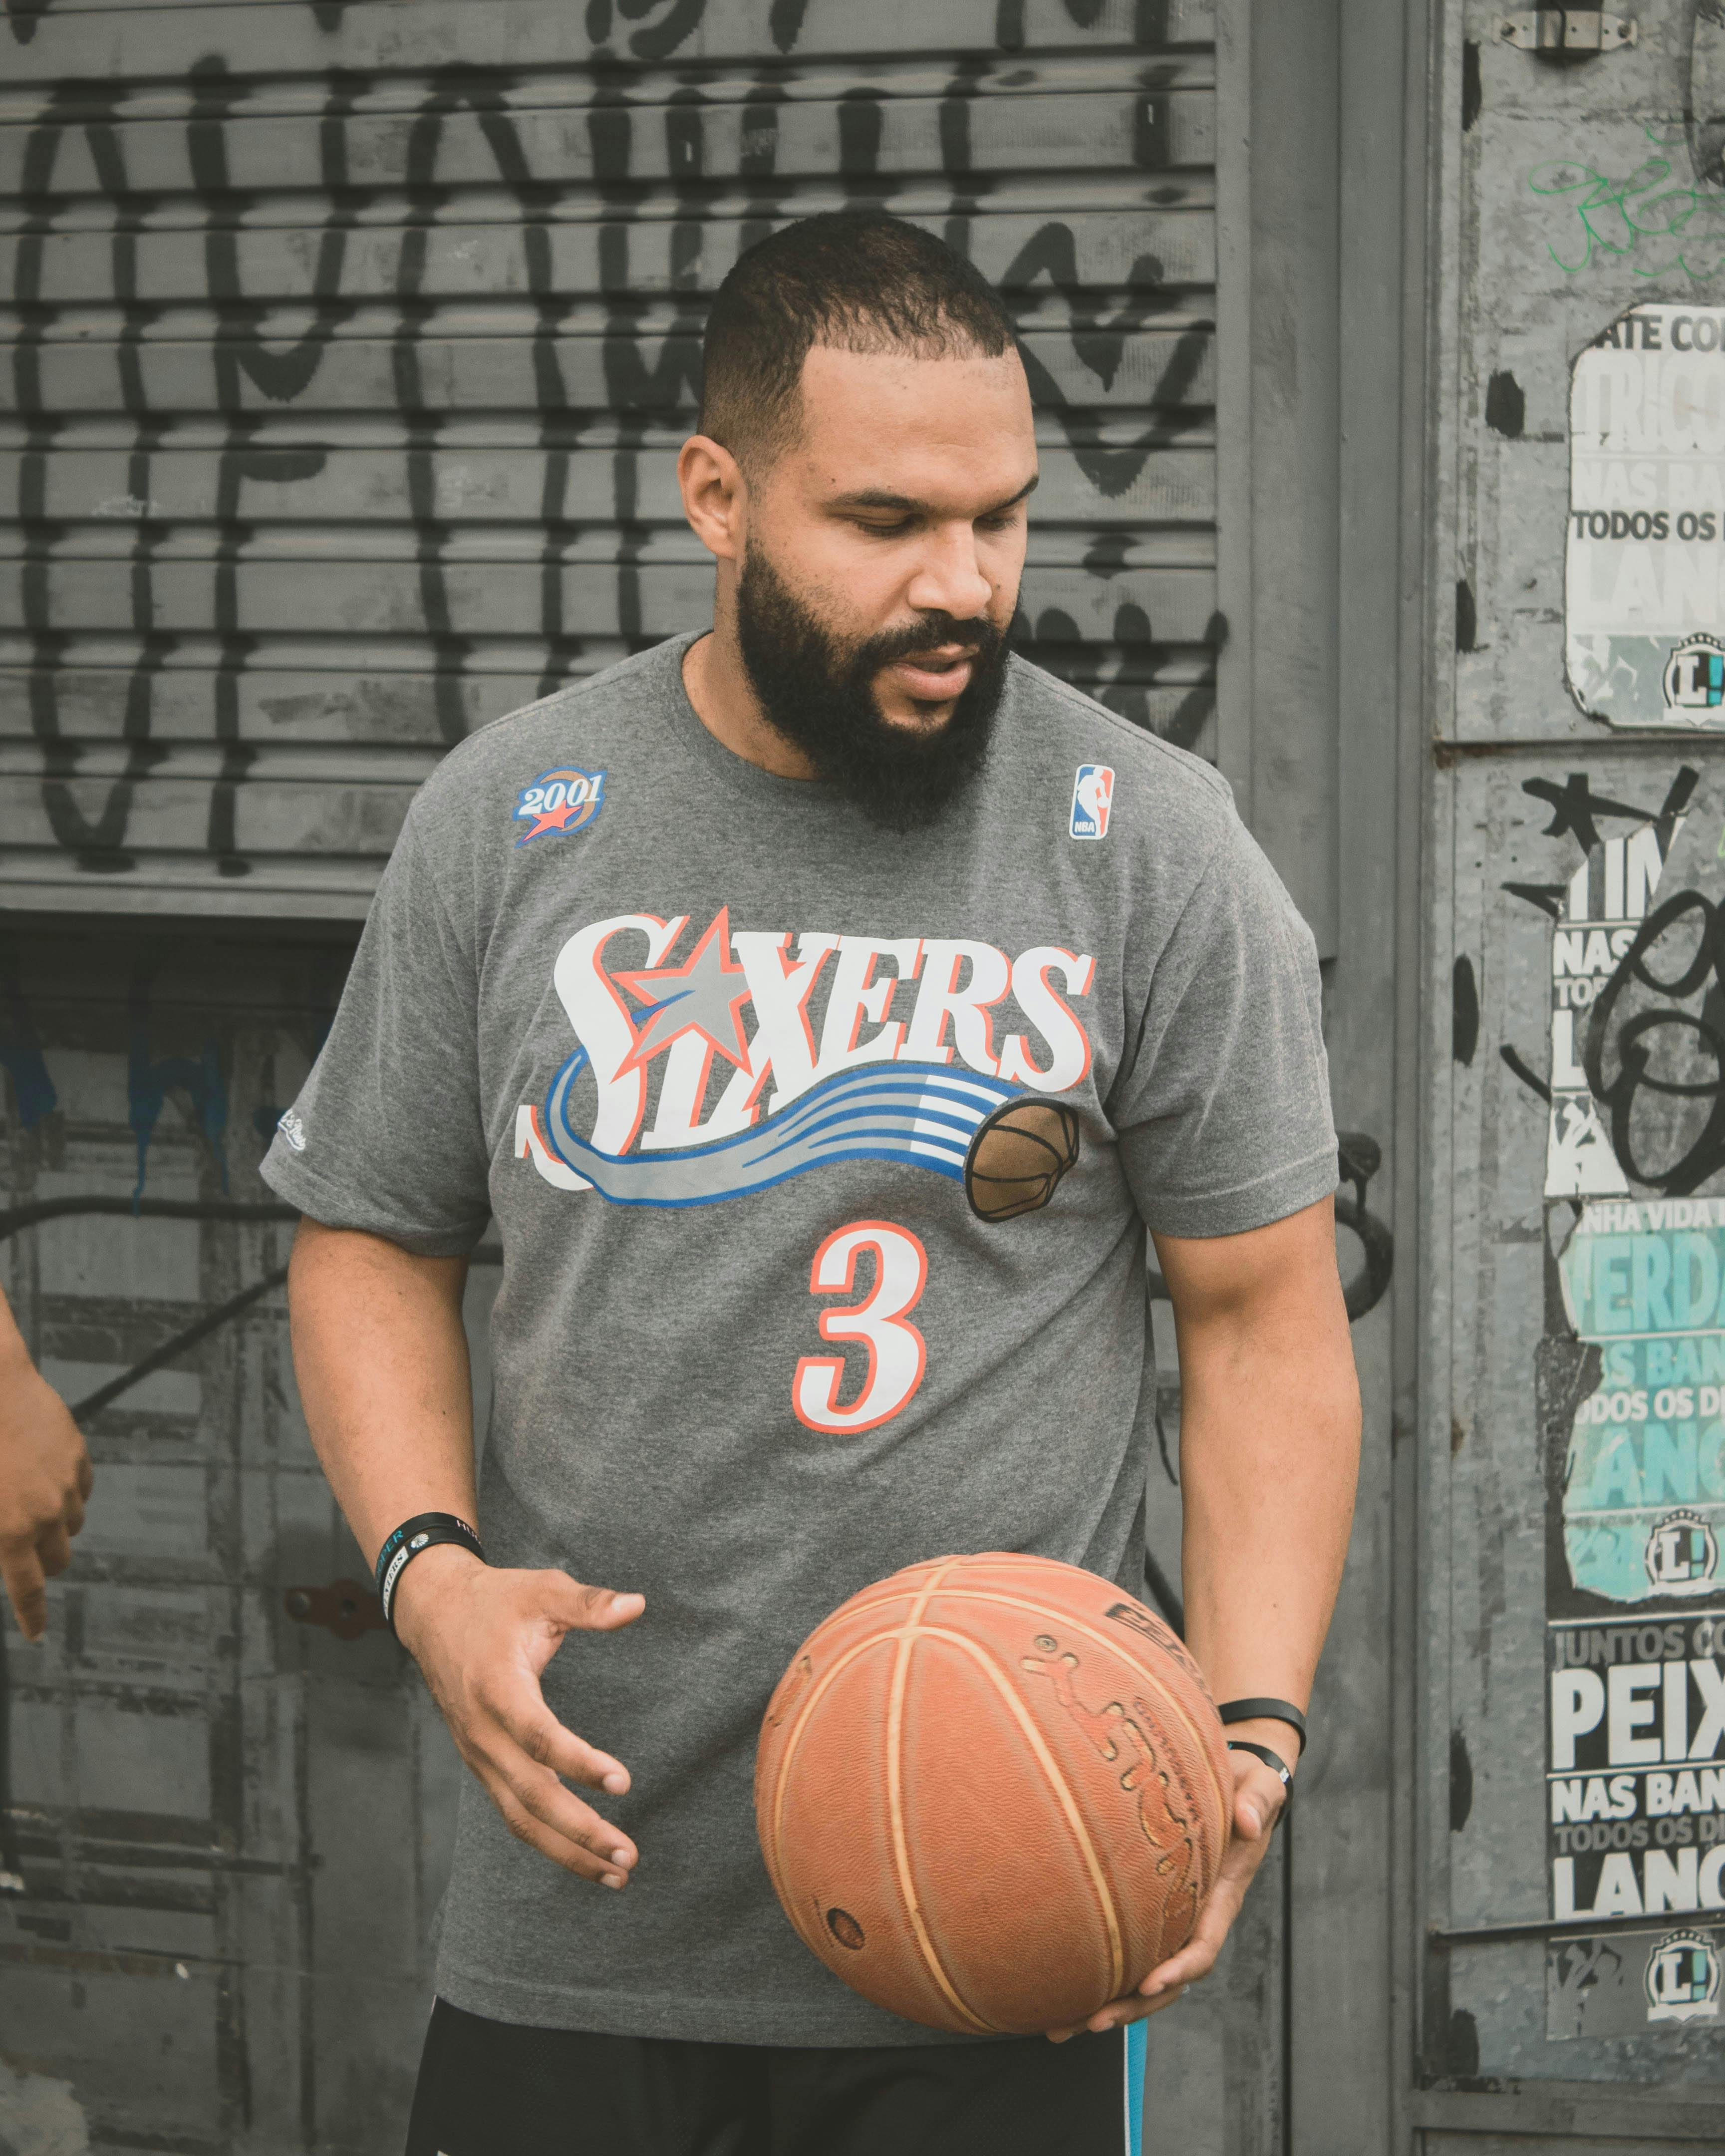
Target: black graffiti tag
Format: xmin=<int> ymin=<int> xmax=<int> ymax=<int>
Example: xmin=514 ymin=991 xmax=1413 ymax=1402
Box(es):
xmin=1582 ymin=887 xmax=1725 ymax=1196
xmin=11 ymin=6 xmax=1216 ymax=875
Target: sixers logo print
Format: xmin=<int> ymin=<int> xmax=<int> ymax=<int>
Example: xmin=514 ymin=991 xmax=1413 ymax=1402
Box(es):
xmin=514 ymin=767 xmax=606 ymax=846
xmin=514 ymin=909 xmax=1097 ymax=1210
xmin=1070 ymin=764 xmax=1114 ymax=840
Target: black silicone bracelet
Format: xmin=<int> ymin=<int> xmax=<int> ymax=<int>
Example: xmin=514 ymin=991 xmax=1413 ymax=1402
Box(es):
xmin=1226 ymin=1740 xmax=1293 ymax=1826
xmin=1217 ymin=1696 xmax=1308 ymax=1756
xmin=374 ymin=1512 xmax=485 ymax=1634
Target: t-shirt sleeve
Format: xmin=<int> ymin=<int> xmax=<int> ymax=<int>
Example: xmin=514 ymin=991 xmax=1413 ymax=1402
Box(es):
xmin=259 ymin=805 xmax=492 ymax=1255
xmin=1112 ymin=805 xmax=1337 ymax=1239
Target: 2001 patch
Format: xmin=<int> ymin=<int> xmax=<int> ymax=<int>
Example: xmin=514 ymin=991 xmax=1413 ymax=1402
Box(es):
xmin=514 ymin=767 xmax=605 ymax=846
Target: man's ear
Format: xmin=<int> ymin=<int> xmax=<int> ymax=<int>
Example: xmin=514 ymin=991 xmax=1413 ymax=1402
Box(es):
xmin=679 ymin=434 xmax=747 ymax=563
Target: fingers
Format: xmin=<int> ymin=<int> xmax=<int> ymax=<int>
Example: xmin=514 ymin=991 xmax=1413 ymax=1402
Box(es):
xmin=481 ymin=1663 xmax=638 ymax=1851
xmin=36 ymin=1520 xmax=73 ymax=1580
xmin=1138 ymin=1921 xmax=1228 ymax=2000
xmin=60 ymin=1479 xmax=87 ymax=1540
xmin=474 ymin=1733 xmax=639 ymax=1884
xmin=1047 ymin=1982 xmax=1189 ymax=2042
xmin=538 ymin=1573 xmax=645 ymax=1637
xmin=1227 ymin=1749 xmax=1289 ymax=1845
xmin=513 ymin=1704 xmax=632 ymax=1797
xmin=0 ymin=1541 xmax=48 ymax=1642
xmin=488 ymin=1780 xmax=636 ymax=1888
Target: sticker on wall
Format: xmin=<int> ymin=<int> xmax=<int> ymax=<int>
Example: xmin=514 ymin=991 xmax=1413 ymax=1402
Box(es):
xmin=1565 ymin=303 xmax=1725 ymax=730
xmin=1548 ymin=1920 xmax=1725 ymax=2040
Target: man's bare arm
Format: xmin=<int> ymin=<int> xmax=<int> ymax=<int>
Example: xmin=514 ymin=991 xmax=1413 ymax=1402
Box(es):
xmin=1052 ymin=1194 xmax=1360 ymax=2039
xmin=0 ymin=1286 xmax=92 ymax=1639
xmin=1167 ymin=1194 xmax=1361 ymax=1759
xmin=288 ymin=1217 xmax=644 ymax=1887
xmin=288 ymin=1217 xmax=478 ymax=1557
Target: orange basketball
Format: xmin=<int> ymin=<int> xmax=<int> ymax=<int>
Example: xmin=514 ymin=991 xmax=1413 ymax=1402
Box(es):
xmin=754 ymin=1551 xmax=1232 ymax=2035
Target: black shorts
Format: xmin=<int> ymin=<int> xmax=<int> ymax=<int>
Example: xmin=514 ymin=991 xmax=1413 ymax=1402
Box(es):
xmin=406 ymin=1999 xmax=1148 ymax=2156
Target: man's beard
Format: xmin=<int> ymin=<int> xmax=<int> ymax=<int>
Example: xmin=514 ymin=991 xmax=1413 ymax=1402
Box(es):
xmin=734 ymin=542 xmax=1013 ymax=832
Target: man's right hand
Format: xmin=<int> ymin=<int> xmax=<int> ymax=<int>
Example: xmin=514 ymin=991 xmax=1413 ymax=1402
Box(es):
xmin=0 ymin=1357 xmax=93 ymax=1642
xmin=393 ymin=1545 xmax=645 ymax=1888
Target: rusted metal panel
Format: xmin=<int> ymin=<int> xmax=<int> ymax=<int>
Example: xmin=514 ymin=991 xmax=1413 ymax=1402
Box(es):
xmin=0 ymin=1 xmax=1223 ymax=915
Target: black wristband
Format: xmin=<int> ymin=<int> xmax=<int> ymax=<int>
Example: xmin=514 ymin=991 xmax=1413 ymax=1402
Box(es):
xmin=375 ymin=1512 xmax=485 ymax=1634
xmin=1218 ymin=1696 xmax=1307 ymax=1756
xmin=1226 ymin=1740 xmax=1293 ymax=1825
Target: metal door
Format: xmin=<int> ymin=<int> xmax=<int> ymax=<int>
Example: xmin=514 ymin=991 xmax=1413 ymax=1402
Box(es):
xmin=0 ymin=5 xmax=1243 ymax=2150
xmin=1419 ymin=0 xmax=1725 ymax=2144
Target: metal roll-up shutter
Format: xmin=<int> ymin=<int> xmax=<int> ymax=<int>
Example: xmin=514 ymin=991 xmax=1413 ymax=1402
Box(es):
xmin=0 ymin=0 xmax=1218 ymax=916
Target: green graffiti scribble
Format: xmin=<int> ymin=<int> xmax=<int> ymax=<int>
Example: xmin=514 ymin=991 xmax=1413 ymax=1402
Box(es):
xmin=1528 ymin=128 xmax=1725 ymax=282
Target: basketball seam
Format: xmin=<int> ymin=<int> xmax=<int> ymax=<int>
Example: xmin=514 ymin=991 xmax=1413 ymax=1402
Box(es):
xmin=914 ymin=1622 xmax=1127 ymax=2006
xmin=768 ymin=1568 xmax=997 ymax=2035
xmin=832 ymin=1583 xmax=1231 ymax=1865
xmin=888 ymin=1562 xmax=998 ymax=2034
xmin=767 ymin=1634 xmax=905 ymax=1956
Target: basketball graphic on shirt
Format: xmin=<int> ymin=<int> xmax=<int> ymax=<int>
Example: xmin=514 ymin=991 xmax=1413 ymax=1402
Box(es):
xmin=754 ymin=1552 xmax=1232 ymax=2035
xmin=963 ymin=1098 xmax=1081 ymax=1221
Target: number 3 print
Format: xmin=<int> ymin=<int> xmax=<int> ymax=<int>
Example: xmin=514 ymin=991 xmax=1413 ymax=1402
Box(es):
xmin=792 ymin=1220 xmax=929 ymax=1434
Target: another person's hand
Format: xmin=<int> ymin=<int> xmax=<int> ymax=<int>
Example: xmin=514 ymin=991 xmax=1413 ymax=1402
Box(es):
xmin=0 ymin=1338 xmax=93 ymax=1641
xmin=1045 ymin=1744 xmax=1291 ymax=2042
xmin=393 ymin=1546 xmax=644 ymax=1888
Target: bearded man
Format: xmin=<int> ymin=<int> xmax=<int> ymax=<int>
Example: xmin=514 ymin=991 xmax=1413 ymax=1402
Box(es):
xmin=265 ymin=211 xmax=1360 ymax=2156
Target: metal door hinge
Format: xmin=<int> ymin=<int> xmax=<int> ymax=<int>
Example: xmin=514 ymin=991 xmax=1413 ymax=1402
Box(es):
xmin=1496 ymin=10 xmax=1637 ymax=50
xmin=284 ymin=1579 xmax=388 ymax=1639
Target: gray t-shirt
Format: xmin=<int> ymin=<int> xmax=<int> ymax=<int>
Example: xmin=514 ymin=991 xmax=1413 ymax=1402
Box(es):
xmin=261 ymin=633 xmax=1336 ymax=2047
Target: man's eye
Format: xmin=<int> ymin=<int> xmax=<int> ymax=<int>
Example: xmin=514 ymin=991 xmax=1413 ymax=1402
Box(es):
xmin=856 ymin=518 xmax=914 ymax=537
xmin=976 ymin=513 xmax=1018 ymax=534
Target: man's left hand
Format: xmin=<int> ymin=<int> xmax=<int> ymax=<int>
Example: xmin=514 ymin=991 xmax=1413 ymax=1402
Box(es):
xmin=1044 ymin=1745 xmax=1290 ymax=2042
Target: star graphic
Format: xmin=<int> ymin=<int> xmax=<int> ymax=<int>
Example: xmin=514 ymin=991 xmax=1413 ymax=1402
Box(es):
xmin=518 ymin=797 xmax=586 ymax=843
xmin=613 ymin=908 xmax=755 ymax=1076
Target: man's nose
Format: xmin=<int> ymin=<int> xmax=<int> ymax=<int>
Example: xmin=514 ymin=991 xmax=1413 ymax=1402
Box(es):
xmin=904 ymin=525 xmax=994 ymax=623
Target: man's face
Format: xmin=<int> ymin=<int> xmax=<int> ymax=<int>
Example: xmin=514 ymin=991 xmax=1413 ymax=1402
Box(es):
xmin=732 ymin=344 xmax=1037 ymax=827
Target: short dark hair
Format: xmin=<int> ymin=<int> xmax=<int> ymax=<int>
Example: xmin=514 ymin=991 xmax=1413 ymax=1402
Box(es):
xmin=698 ymin=212 xmax=1017 ymax=469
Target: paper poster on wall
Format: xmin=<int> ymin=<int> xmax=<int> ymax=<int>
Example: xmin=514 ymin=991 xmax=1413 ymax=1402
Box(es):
xmin=1554 ymin=1203 xmax=1725 ymax=1601
xmin=1543 ymin=1610 xmax=1725 ymax=1938
xmin=1527 ymin=768 xmax=1725 ymax=1950
xmin=1565 ymin=303 xmax=1725 ymax=731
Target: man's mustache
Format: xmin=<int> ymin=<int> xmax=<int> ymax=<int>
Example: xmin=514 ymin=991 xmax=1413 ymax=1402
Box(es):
xmin=855 ymin=615 xmax=1001 ymax=667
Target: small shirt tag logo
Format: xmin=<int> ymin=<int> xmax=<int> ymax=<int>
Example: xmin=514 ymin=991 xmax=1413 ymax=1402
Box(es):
xmin=514 ymin=766 xmax=606 ymax=847
xmin=1070 ymin=764 xmax=1115 ymax=840
xmin=277 ymin=1107 xmax=307 ymax=1153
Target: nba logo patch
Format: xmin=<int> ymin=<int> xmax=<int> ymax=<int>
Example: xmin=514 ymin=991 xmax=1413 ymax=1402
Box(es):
xmin=513 ymin=766 xmax=605 ymax=847
xmin=1069 ymin=764 xmax=1114 ymax=840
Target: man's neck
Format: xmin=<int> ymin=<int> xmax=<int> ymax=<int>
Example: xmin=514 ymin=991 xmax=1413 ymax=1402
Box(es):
xmin=682 ymin=623 xmax=818 ymax=782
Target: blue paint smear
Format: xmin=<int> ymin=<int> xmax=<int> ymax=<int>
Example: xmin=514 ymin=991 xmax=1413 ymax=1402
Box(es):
xmin=128 ymin=990 xmax=228 ymax=1205
xmin=0 ymin=979 xmax=56 ymax=1129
